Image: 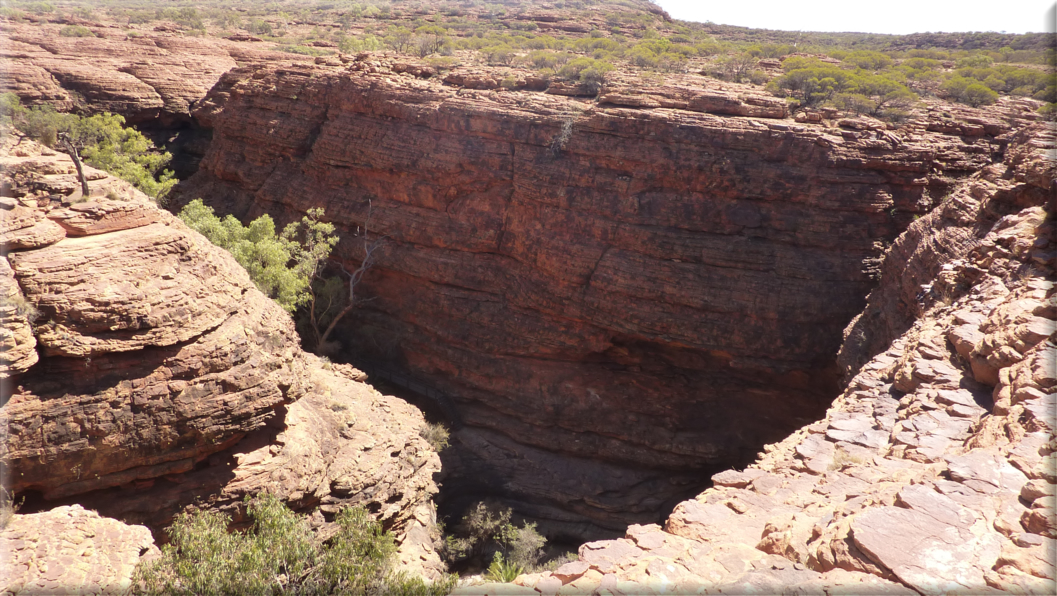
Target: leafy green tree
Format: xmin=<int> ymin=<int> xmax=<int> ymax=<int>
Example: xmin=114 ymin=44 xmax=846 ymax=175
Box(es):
xmin=340 ymin=34 xmax=383 ymax=53
xmin=943 ymin=76 xmax=999 ymax=106
xmin=711 ymin=53 xmax=758 ymax=83
xmin=245 ymin=18 xmax=273 ymax=36
xmin=768 ymin=60 xmax=855 ymax=106
xmin=831 ymin=93 xmax=876 ymax=115
xmin=178 ymin=199 xmax=337 ymax=313
xmin=481 ymin=44 xmax=517 ymax=65
xmin=133 ymin=493 xmax=455 ymax=596
xmin=440 ymin=502 xmax=546 ymax=573
xmin=0 ymin=94 xmax=176 ymax=201
xmin=854 ymin=75 xmax=917 ymax=112
xmin=179 ymin=199 xmax=379 ymax=354
xmin=412 ymin=25 xmax=450 ymax=57
xmin=384 ymin=26 xmax=414 ymax=53
xmin=559 ymin=57 xmax=614 ymax=93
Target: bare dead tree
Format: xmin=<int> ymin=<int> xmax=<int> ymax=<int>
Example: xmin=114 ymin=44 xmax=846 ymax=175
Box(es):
xmin=308 ymin=200 xmax=385 ymax=353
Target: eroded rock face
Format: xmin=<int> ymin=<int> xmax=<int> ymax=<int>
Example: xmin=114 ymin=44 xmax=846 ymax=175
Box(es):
xmin=2 ymin=21 xmax=313 ymax=124
xmin=177 ymin=58 xmax=1041 ymax=534
xmin=484 ymin=124 xmax=1055 ymax=594
xmin=0 ymin=137 xmax=445 ymax=581
xmin=0 ymin=505 xmax=158 ymax=595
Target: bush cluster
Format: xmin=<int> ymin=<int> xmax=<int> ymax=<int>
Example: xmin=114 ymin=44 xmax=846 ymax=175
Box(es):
xmin=440 ymin=502 xmax=546 ymax=580
xmin=418 ymin=423 xmax=450 ymax=452
xmin=766 ymin=57 xmax=918 ymax=116
xmin=133 ymin=493 xmax=455 ymax=596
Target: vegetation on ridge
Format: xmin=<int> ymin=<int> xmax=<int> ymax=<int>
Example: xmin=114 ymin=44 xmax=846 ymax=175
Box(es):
xmin=4 ymin=0 xmax=1051 ymax=114
xmin=132 ymin=493 xmax=456 ymax=596
xmin=0 ymin=93 xmax=177 ymax=201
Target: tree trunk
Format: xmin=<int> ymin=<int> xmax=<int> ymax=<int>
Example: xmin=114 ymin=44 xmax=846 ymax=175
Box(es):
xmin=61 ymin=139 xmax=91 ymax=198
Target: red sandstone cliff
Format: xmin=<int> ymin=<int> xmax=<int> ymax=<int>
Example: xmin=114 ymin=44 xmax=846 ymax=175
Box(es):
xmin=0 ymin=137 xmax=446 ymax=588
xmin=460 ymin=119 xmax=1056 ymax=596
xmin=176 ymin=56 xmax=1045 ymax=536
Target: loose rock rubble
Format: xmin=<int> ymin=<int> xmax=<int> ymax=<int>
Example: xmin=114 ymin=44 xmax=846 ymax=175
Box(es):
xmin=457 ymin=126 xmax=1055 ymax=594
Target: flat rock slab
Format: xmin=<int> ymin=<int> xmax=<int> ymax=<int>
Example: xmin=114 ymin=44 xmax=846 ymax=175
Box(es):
xmin=0 ymin=217 xmax=66 ymax=251
xmin=851 ymin=506 xmax=1002 ymax=593
xmin=48 ymin=199 xmax=159 ymax=236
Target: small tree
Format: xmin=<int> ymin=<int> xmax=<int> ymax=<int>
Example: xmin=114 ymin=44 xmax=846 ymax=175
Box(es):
xmin=0 ymin=94 xmax=176 ymax=202
xmin=178 ymin=199 xmax=329 ymax=313
xmin=305 ymin=202 xmax=385 ymax=354
xmin=179 ymin=200 xmax=382 ymax=355
xmin=713 ymin=53 xmax=758 ymax=83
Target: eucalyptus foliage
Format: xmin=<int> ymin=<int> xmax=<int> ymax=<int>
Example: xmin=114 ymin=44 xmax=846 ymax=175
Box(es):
xmin=0 ymin=93 xmax=176 ymax=200
xmin=178 ymin=199 xmax=337 ymax=313
xmin=133 ymin=493 xmax=455 ymax=596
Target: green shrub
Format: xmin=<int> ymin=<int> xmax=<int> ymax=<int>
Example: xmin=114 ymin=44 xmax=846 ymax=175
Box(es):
xmin=497 ymin=519 xmax=545 ymax=571
xmin=21 ymin=2 xmax=53 ymax=15
xmin=485 ymin=553 xmax=522 ymax=583
xmin=842 ymin=50 xmax=893 ymax=70
xmin=559 ymin=57 xmax=614 ymax=93
xmin=481 ymin=44 xmax=517 ymax=66
xmin=276 ymin=45 xmax=331 ymax=56
xmin=133 ymin=493 xmax=455 ymax=596
xmin=943 ymin=76 xmax=999 ymax=106
xmin=245 ymin=18 xmax=273 ymax=35
xmin=440 ymin=502 xmax=546 ymax=573
xmin=831 ymin=92 xmax=876 ymax=115
xmin=340 ymin=34 xmax=383 ymax=53
xmin=178 ymin=199 xmax=337 ymax=313
xmin=419 ymin=423 xmax=450 ymax=451
xmin=527 ymin=50 xmax=572 ymax=69
xmin=60 ymin=25 xmax=95 ymax=37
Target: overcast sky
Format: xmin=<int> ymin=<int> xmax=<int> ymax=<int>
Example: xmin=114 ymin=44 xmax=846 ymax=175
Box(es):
xmin=653 ymin=1 xmax=1056 ymax=35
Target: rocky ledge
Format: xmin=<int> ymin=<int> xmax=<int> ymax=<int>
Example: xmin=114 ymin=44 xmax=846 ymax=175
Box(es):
xmin=0 ymin=137 xmax=445 ymax=592
xmin=465 ymin=124 xmax=1055 ymax=594
xmin=2 ymin=20 xmax=315 ymax=125
xmin=176 ymin=55 xmax=1045 ymax=537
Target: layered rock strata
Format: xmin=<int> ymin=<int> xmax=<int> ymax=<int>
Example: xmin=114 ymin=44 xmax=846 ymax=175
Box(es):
xmin=177 ymin=57 xmax=1042 ymax=534
xmin=2 ymin=21 xmax=313 ymax=125
xmin=467 ymin=124 xmax=1055 ymax=594
xmin=0 ymin=137 xmax=445 ymax=585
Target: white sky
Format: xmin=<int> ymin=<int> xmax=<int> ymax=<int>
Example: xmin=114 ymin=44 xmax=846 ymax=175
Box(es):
xmin=653 ymin=1 xmax=1057 ymax=35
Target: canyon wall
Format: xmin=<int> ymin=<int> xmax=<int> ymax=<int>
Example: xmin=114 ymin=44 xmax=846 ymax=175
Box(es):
xmin=465 ymin=118 xmax=1056 ymax=596
xmin=176 ymin=57 xmax=1039 ymax=536
xmin=0 ymin=137 xmax=445 ymax=587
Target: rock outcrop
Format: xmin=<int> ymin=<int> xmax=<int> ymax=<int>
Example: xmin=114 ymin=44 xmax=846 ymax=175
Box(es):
xmin=466 ymin=124 xmax=1055 ymax=594
xmin=0 ymin=505 xmax=158 ymax=595
xmin=1 ymin=21 xmax=313 ymax=125
xmin=177 ymin=57 xmax=1044 ymax=536
xmin=0 ymin=137 xmax=446 ymax=586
